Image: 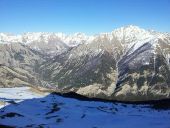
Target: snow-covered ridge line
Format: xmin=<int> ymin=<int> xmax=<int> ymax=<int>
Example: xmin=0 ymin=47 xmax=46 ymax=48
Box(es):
xmin=0 ymin=32 xmax=93 ymax=47
xmin=0 ymin=25 xmax=169 ymax=61
xmin=0 ymin=25 xmax=168 ymax=46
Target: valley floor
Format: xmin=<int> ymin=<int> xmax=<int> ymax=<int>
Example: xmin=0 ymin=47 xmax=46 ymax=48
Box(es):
xmin=0 ymin=87 xmax=170 ymax=128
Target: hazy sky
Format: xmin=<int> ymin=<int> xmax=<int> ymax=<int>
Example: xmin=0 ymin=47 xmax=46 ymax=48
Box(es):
xmin=0 ymin=0 xmax=170 ymax=34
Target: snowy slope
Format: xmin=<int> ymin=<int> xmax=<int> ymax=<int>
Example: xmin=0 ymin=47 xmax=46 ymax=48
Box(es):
xmin=0 ymin=87 xmax=170 ymax=128
xmin=0 ymin=87 xmax=48 ymax=109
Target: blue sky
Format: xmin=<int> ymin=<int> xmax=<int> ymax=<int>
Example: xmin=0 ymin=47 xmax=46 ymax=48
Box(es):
xmin=0 ymin=0 xmax=170 ymax=35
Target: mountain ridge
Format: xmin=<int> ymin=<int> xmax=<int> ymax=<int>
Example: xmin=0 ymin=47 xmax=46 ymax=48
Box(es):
xmin=0 ymin=25 xmax=170 ymax=101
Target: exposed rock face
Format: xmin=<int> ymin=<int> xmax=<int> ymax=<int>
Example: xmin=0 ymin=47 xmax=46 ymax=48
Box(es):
xmin=0 ymin=25 xmax=170 ymax=101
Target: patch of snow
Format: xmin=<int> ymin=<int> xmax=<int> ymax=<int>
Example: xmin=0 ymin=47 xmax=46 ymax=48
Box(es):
xmin=0 ymin=87 xmax=48 ymax=109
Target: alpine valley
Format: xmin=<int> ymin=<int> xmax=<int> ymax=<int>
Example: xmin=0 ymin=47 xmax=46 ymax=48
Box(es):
xmin=0 ymin=25 xmax=170 ymax=101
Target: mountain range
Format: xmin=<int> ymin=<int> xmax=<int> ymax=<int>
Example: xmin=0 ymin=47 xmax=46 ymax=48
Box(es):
xmin=0 ymin=25 xmax=170 ymax=101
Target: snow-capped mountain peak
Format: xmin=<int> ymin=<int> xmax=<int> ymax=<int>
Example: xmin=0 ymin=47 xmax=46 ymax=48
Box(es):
xmin=111 ymin=25 xmax=154 ymax=43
